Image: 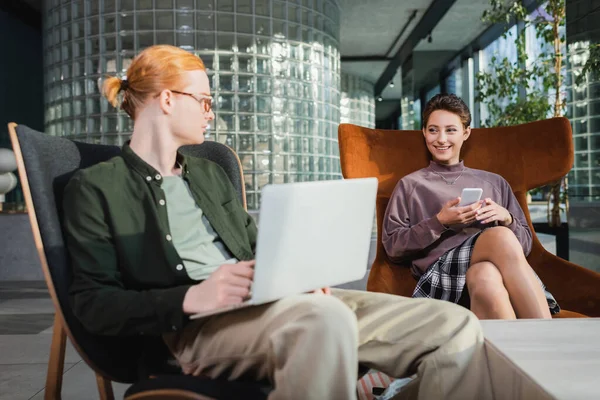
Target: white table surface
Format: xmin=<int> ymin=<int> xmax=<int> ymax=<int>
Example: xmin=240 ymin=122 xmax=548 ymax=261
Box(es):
xmin=480 ymin=319 xmax=600 ymax=400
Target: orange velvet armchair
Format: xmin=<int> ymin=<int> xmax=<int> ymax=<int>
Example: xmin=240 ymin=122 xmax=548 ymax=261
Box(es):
xmin=339 ymin=117 xmax=600 ymax=318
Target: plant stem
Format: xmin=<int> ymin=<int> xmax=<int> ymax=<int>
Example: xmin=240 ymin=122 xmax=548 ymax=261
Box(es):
xmin=549 ymin=1 xmax=565 ymax=227
xmin=552 ymin=7 xmax=563 ymax=118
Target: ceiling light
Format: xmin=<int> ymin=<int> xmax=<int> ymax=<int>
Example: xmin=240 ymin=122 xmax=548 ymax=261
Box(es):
xmin=377 ymin=96 xmax=383 ymax=102
xmin=389 ymin=81 xmax=395 ymax=88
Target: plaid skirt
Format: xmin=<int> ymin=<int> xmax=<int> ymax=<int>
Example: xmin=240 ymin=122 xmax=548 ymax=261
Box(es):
xmin=412 ymin=232 xmax=560 ymax=315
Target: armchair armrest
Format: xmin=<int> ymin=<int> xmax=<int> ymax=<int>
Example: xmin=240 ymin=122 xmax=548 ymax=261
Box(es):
xmin=367 ymin=253 xmax=417 ymax=297
xmin=529 ymin=249 xmax=600 ymax=317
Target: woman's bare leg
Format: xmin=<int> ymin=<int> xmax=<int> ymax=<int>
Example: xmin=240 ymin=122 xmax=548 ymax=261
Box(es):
xmin=471 ymin=227 xmax=551 ymax=319
xmin=466 ymin=261 xmax=516 ymax=320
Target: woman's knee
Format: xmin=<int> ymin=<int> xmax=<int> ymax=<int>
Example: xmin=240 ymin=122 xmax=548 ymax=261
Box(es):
xmin=467 ymin=262 xmax=501 ymax=286
xmin=467 ymin=262 xmax=510 ymax=305
xmin=480 ymin=226 xmax=520 ymax=244
xmin=476 ymin=227 xmax=524 ymax=259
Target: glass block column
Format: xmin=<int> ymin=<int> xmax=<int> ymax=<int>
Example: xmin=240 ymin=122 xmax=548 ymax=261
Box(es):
xmin=566 ymin=41 xmax=600 ymax=200
xmin=43 ymin=0 xmax=342 ymax=210
xmin=340 ymin=73 xmax=375 ymax=128
xmin=565 ymin=0 xmax=600 ymax=201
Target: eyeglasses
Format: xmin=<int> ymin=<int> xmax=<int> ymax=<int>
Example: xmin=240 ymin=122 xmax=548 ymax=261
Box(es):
xmin=170 ymin=90 xmax=213 ymax=113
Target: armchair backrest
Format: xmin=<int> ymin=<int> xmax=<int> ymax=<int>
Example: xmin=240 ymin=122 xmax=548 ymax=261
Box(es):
xmin=338 ymin=117 xmax=574 ymax=296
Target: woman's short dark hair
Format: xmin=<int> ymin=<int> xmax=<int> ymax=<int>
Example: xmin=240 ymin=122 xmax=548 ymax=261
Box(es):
xmin=422 ymin=93 xmax=471 ymax=129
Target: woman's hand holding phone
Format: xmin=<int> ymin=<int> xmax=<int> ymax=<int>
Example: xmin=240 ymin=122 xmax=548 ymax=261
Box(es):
xmin=475 ymin=198 xmax=513 ymax=226
xmin=436 ymin=197 xmax=483 ymax=226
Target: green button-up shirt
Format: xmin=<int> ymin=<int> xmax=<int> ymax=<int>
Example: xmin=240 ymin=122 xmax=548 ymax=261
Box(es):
xmin=63 ymin=143 xmax=257 ymax=336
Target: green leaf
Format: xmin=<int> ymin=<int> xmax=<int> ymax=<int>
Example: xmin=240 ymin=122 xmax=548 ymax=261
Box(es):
xmin=475 ymin=0 xmax=566 ymax=145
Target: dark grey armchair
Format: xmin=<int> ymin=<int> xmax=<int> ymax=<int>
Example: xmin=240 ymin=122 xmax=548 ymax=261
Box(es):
xmin=8 ymin=122 xmax=269 ymax=400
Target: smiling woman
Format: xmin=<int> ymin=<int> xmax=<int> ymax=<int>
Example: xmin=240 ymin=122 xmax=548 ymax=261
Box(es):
xmin=383 ymin=93 xmax=560 ymax=320
xmin=422 ymin=95 xmax=472 ymax=166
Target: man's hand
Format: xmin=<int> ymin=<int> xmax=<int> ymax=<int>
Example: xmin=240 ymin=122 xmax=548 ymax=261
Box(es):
xmin=182 ymin=260 xmax=255 ymax=315
xmin=436 ymin=198 xmax=483 ymax=226
xmin=476 ymin=198 xmax=512 ymax=226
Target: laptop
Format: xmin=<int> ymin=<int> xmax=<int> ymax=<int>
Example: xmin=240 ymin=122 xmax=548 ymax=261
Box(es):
xmin=190 ymin=177 xmax=378 ymax=319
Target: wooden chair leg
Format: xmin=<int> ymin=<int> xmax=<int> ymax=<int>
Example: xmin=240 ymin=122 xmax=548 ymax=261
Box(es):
xmin=96 ymin=373 xmax=115 ymax=400
xmin=45 ymin=316 xmax=67 ymax=400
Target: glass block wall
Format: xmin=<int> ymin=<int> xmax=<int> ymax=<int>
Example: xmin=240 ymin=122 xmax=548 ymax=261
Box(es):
xmin=566 ymin=40 xmax=600 ymax=200
xmin=43 ymin=0 xmax=342 ymax=210
xmin=340 ymin=73 xmax=375 ymax=128
xmin=399 ymin=70 xmax=417 ymax=130
xmin=445 ymin=66 xmax=463 ymax=98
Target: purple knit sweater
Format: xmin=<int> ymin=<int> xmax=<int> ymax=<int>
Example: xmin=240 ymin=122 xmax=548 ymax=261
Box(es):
xmin=382 ymin=160 xmax=532 ymax=276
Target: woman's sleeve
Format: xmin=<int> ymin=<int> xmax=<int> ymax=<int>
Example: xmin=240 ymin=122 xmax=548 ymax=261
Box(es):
xmin=382 ymin=179 xmax=448 ymax=260
xmin=501 ymin=179 xmax=533 ymax=256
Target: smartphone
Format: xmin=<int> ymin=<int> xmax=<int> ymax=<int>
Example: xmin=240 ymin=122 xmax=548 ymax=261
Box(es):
xmin=458 ymin=188 xmax=483 ymax=207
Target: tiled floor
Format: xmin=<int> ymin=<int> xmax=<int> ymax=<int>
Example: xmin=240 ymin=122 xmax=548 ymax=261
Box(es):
xmin=569 ymin=229 xmax=600 ymax=273
xmin=0 ymin=282 xmax=129 ymax=400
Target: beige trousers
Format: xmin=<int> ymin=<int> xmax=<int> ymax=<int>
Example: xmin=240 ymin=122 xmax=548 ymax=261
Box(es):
xmin=163 ymin=289 xmax=494 ymax=400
